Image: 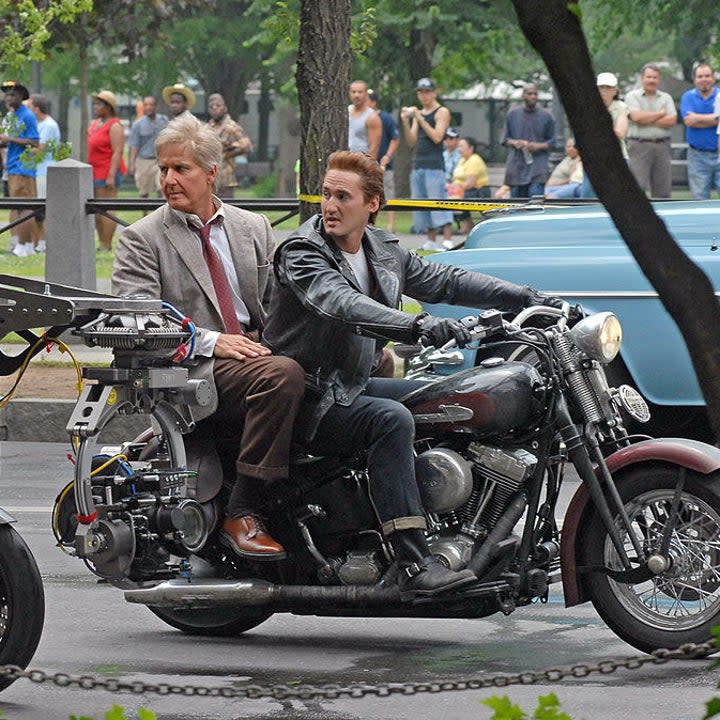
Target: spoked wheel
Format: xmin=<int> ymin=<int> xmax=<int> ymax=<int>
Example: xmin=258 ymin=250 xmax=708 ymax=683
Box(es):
xmin=0 ymin=524 xmax=45 ymax=689
xmin=583 ymin=465 xmax=720 ymax=654
xmin=149 ymin=606 xmax=272 ymax=637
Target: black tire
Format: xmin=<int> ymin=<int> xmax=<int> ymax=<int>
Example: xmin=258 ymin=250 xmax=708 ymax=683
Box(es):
xmin=0 ymin=524 xmax=45 ymax=689
xmin=148 ymin=605 xmax=272 ymax=637
xmin=582 ymin=464 xmax=720 ymax=654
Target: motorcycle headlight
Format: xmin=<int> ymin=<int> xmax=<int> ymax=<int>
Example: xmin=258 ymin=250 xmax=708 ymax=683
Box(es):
xmin=568 ymin=312 xmax=622 ymax=363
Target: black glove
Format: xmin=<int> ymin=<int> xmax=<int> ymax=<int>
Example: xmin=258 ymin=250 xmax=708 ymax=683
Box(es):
xmin=413 ymin=313 xmax=473 ymax=348
xmin=524 ymin=287 xmax=565 ymax=310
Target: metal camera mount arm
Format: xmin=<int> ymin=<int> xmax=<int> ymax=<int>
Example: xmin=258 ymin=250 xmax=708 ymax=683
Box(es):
xmin=0 ymin=275 xmax=213 ymax=561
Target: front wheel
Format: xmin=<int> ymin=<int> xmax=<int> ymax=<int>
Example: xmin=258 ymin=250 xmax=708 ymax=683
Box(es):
xmin=582 ymin=464 xmax=720 ymax=654
xmin=149 ymin=606 xmax=272 ymax=637
xmin=0 ymin=524 xmax=45 ymax=689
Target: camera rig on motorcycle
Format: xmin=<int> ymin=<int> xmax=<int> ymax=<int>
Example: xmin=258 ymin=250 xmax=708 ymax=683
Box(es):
xmin=0 ymin=275 xmax=211 ymax=581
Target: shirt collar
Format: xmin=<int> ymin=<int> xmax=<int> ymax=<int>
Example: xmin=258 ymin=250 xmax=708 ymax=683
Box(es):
xmin=170 ymin=195 xmax=226 ymax=230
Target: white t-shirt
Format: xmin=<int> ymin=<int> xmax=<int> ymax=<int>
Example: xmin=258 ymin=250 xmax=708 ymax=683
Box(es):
xmin=341 ymin=244 xmax=371 ymax=295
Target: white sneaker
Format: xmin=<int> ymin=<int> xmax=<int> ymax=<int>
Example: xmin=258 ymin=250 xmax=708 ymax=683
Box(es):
xmin=35 ymin=240 xmax=46 ymax=253
xmin=420 ymin=240 xmax=444 ymax=252
xmin=13 ymin=243 xmax=34 ymax=257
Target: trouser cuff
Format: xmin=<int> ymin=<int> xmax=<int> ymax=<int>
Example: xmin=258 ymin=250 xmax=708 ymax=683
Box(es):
xmin=381 ymin=516 xmax=427 ymax=535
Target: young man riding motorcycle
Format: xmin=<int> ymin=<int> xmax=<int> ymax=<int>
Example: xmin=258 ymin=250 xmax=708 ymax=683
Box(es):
xmin=263 ymin=150 xmax=563 ymax=598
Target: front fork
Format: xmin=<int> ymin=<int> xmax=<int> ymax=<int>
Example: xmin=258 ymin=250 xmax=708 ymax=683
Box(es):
xmin=555 ymin=395 xmax=648 ymax=572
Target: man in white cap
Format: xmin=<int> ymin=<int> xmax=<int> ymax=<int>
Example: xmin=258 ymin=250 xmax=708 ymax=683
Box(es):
xmin=596 ymin=72 xmax=629 ymax=160
xmin=162 ymin=83 xmax=196 ymax=119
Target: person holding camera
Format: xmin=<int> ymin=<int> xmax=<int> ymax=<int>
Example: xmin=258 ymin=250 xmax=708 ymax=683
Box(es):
xmin=401 ymin=78 xmax=454 ymax=251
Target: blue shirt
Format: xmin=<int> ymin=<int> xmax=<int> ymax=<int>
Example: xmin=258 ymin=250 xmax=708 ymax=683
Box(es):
xmin=129 ymin=113 xmax=169 ymax=159
xmin=4 ymin=104 xmax=39 ymax=177
xmin=377 ymin=110 xmax=399 ymax=169
xmin=502 ymin=104 xmax=555 ymax=186
xmin=680 ymin=86 xmax=719 ymax=152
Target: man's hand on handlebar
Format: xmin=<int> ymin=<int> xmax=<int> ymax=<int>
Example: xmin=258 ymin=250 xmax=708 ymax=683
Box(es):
xmin=413 ymin=313 xmax=474 ymax=349
xmin=524 ymin=289 xmax=584 ymax=323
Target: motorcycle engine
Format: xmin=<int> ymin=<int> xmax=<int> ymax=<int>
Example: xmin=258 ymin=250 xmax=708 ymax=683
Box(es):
xmin=419 ymin=443 xmax=537 ymax=570
xmin=415 ymin=448 xmax=474 ymax=514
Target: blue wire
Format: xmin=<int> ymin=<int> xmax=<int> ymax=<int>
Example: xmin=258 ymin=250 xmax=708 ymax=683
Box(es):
xmin=162 ymin=301 xmax=197 ymax=359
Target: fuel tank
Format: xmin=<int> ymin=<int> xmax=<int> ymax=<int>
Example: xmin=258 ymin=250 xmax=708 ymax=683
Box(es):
xmin=401 ymin=360 xmax=545 ymax=437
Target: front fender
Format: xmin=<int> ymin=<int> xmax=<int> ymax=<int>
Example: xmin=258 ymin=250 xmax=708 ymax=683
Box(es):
xmin=0 ymin=507 xmax=16 ymax=524
xmin=560 ymin=438 xmax=720 ymax=607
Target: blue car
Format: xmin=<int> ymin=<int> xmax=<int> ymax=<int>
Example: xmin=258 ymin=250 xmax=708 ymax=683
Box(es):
xmin=420 ymin=200 xmax=720 ymax=439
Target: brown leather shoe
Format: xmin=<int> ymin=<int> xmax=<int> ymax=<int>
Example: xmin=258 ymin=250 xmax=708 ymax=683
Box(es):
xmin=220 ymin=515 xmax=286 ymax=561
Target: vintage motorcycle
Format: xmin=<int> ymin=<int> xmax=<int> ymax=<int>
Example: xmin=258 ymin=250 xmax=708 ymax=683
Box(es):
xmin=4 ymin=275 xmax=719 ymax=656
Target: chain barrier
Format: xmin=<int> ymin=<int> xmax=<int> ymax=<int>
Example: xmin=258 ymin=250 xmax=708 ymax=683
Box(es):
xmin=0 ymin=640 xmax=713 ymax=701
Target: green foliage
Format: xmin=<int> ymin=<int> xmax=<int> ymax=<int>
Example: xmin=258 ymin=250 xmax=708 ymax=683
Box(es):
xmin=0 ymin=0 xmax=90 ymax=70
xmin=252 ymin=170 xmax=279 ymax=198
xmin=483 ymin=692 xmax=574 ymax=720
xmin=20 ymin=139 xmax=73 ymax=170
xmin=70 ymin=704 xmax=156 ymax=720
xmin=584 ymin=0 xmax=720 ymax=80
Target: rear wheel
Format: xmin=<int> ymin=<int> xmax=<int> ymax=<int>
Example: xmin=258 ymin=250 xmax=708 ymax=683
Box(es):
xmin=149 ymin=605 xmax=272 ymax=637
xmin=0 ymin=524 xmax=45 ymax=689
xmin=582 ymin=465 xmax=720 ymax=653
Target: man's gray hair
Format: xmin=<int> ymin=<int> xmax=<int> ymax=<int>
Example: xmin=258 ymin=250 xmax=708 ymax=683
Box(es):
xmin=641 ymin=62 xmax=661 ymax=75
xmin=155 ymin=114 xmax=223 ymax=174
xmin=30 ymin=93 xmax=48 ymax=114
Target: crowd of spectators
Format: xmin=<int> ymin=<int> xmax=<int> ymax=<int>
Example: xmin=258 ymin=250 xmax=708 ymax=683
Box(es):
xmin=1 ymin=61 xmax=718 ymax=256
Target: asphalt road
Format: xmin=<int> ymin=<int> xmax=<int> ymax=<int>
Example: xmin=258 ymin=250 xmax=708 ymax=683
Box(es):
xmin=0 ymin=441 xmax=714 ymax=720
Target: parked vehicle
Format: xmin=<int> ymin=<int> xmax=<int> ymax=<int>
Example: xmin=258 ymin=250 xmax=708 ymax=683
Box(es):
xmin=419 ymin=200 xmax=720 ymax=440
xmin=33 ymin=281 xmax=720 ymax=655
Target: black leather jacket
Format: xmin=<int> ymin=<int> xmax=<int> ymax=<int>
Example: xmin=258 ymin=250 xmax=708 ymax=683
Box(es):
xmin=263 ymin=215 xmax=536 ymax=440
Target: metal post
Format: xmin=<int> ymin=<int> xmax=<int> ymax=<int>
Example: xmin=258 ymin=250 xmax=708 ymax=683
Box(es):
xmin=44 ymin=159 xmax=96 ymax=290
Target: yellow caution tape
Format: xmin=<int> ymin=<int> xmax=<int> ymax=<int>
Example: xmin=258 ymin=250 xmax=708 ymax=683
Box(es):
xmin=297 ymin=193 xmax=517 ymax=213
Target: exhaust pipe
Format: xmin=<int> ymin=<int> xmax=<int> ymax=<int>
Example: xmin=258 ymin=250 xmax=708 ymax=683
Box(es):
xmin=125 ymin=577 xmax=402 ymax=610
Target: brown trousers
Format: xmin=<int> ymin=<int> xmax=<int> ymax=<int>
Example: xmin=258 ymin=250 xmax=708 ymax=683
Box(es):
xmin=211 ymin=354 xmax=305 ymax=482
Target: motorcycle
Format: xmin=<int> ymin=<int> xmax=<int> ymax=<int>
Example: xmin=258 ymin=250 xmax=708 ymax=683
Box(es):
xmin=4 ymin=275 xmax=719 ymax=656
xmin=0 ymin=510 xmax=44 ymax=689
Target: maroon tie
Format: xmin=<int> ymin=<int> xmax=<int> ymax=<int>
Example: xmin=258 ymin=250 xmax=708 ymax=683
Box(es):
xmin=194 ymin=220 xmax=243 ymax=334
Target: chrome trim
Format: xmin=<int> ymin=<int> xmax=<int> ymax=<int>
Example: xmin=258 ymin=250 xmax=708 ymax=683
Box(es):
xmin=543 ymin=290 xmax=720 ymax=299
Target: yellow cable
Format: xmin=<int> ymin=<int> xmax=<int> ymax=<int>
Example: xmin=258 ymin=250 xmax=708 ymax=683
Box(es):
xmin=90 ymin=453 xmax=128 ymax=477
xmin=0 ymin=334 xmax=84 ymax=410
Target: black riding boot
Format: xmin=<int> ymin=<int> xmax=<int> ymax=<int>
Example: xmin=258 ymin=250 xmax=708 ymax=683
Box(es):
xmin=389 ymin=528 xmax=476 ymax=597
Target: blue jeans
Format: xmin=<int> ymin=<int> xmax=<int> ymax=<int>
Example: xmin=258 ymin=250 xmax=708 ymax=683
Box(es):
xmin=306 ymin=378 xmax=429 ymax=523
xmin=410 ymin=167 xmax=453 ymax=233
xmin=687 ymin=146 xmax=720 ymax=200
xmin=546 ymin=182 xmax=582 ymax=199
xmin=511 ymin=181 xmax=545 ymax=198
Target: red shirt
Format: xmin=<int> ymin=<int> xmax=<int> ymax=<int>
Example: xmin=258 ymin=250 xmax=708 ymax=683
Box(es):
xmin=87 ymin=117 xmax=126 ymax=181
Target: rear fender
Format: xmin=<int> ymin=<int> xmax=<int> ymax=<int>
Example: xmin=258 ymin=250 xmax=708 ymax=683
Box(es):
xmin=560 ymin=438 xmax=720 ymax=607
xmin=0 ymin=507 xmax=16 ymax=524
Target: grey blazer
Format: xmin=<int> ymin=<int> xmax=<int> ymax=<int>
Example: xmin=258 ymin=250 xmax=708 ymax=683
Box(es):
xmin=112 ymin=203 xmax=275 ymax=420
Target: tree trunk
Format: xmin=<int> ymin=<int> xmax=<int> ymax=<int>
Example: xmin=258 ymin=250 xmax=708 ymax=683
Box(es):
xmin=296 ymin=0 xmax=351 ymax=222
xmin=79 ymin=39 xmax=89 ymax=163
xmin=511 ymin=0 xmax=720 ymax=440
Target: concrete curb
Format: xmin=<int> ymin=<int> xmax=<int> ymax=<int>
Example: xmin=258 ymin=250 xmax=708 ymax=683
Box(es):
xmin=0 ymin=399 xmax=148 ymax=443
